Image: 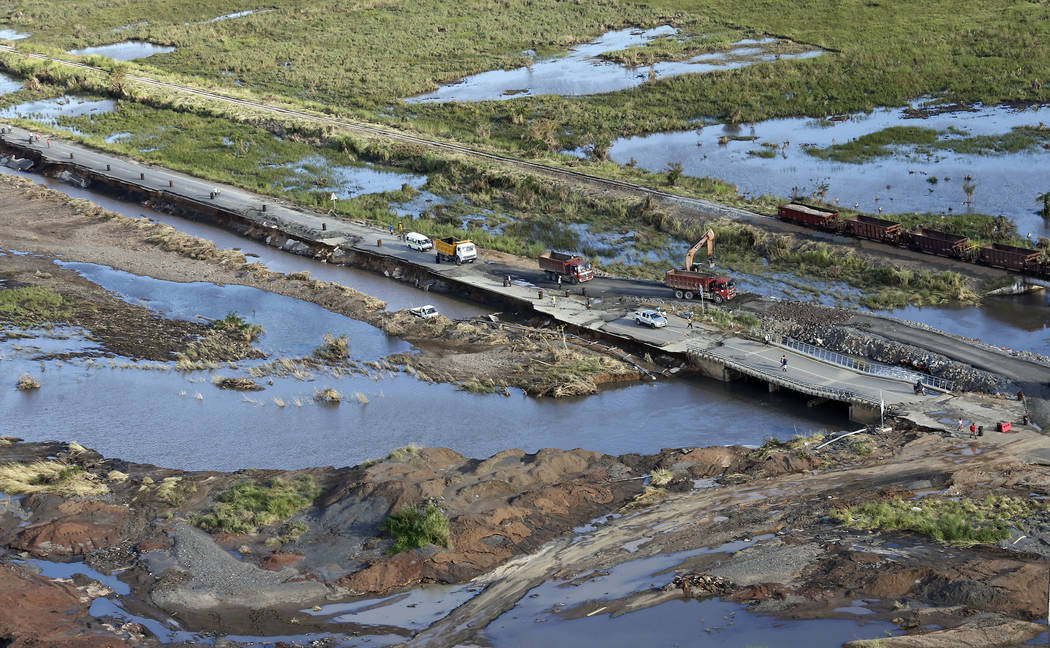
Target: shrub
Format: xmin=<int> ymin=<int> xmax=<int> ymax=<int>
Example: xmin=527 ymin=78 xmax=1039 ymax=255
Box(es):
xmin=313 ymin=333 xmax=351 ymax=362
xmin=193 ymin=476 xmax=321 ymax=535
xmin=380 ymin=501 xmax=451 ymax=553
xmin=649 ymin=468 xmax=674 ymax=486
xmin=16 ymin=373 xmax=41 ymax=391
xmin=213 ymin=312 xmax=264 ymax=342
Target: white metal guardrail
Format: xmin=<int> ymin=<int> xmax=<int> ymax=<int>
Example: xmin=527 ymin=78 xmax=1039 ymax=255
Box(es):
xmin=768 ymin=334 xmax=955 ymax=392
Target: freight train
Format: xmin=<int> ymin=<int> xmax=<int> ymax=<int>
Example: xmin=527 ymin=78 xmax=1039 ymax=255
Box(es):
xmin=776 ymin=203 xmax=1050 ymax=278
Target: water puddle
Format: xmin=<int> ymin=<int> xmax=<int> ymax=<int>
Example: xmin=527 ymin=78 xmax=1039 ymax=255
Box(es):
xmin=0 ymin=29 xmax=30 ymax=41
xmin=277 ymin=155 xmax=427 ymax=199
xmin=0 ymin=96 xmax=116 ymax=133
xmin=15 ymin=558 xmax=130 ymax=595
xmin=408 ymin=27 xmax=821 ymax=103
xmin=201 ymin=9 xmax=272 ymax=23
xmin=484 ymin=533 xmax=893 ymax=646
xmin=304 ymin=583 xmax=477 ymax=630
xmin=68 ymin=41 xmax=175 ymax=61
xmin=0 ymin=72 xmax=23 ymax=95
xmin=610 ymin=100 xmax=1050 ymax=237
xmin=833 ymin=600 xmax=876 ymax=615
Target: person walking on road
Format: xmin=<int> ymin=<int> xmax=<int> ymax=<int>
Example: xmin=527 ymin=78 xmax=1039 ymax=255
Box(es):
xmin=687 ymin=315 xmax=694 ymax=329
xmin=957 ymin=419 xmax=964 ymax=432
xmin=970 ymin=422 xmax=977 ymax=438
xmin=780 ymin=355 xmax=788 ymax=371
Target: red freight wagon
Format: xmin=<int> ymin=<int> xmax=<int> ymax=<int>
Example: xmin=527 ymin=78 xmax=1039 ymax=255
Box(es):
xmin=908 ymin=228 xmax=971 ymax=258
xmin=977 ymin=243 xmax=1041 ymax=271
xmin=777 ymin=203 xmax=841 ymax=230
xmin=846 ymin=215 xmax=904 ymax=243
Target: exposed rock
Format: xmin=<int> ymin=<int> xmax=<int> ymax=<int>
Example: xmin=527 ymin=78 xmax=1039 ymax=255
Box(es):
xmin=664 ymin=572 xmax=735 ymax=598
xmin=13 ymin=500 xmax=128 ymax=558
xmin=844 ymin=613 xmax=1044 ymax=648
xmin=261 ymin=551 xmax=304 ymax=570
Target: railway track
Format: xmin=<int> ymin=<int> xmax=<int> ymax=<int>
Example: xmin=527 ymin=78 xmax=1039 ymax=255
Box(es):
xmin=2 ymin=46 xmax=1046 ymax=281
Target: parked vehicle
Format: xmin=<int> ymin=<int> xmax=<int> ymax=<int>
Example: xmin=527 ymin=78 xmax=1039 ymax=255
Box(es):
xmin=434 ymin=236 xmax=477 ymax=264
xmin=538 ymin=251 xmax=594 ymax=283
xmin=634 ymin=309 xmax=667 ymax=328
xmin=405 ymin=232 xmax=433 ymax=251
xmin=777 ymin=203 xmax=841 ymax=231
xmin=665 ymin=269 xmax=736 ymax=304
xmin=409 ymin=305 xmax=439 ymax=319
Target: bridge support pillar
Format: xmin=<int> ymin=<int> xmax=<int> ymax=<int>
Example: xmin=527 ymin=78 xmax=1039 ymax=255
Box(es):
xmin=768 ymin=382 xmax=780 ymax=393
xmin=849 ymin=402 xmax=881 ymax=425
xmin=689 ymin=355 xmax=732 ymax=382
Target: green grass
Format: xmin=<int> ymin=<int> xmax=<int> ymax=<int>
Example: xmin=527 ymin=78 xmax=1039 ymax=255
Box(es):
xmin=0 ymin=286 xmax=71 ymax=327
xmin=831 ymin=495 xmax=1047 ymax=545
xmin=213 ymin=311 xmax=264 ymax=342
xmin=193 ymin=475 xmax=321 ymax=534
xmin=805 ymin=124 xmax=1050 ymax=163
xmin=380 ymin=501 xmax=451 ymax=554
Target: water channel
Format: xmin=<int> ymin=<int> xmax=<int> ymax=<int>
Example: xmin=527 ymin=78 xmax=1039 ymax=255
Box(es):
xmin=68 ymin=41 xmax=176 ymax=61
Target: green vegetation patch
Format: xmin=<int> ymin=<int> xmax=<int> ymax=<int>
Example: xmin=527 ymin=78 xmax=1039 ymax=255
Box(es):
xmin=0 ymin=286 xmax=72 ymax=328
xmin=380 ymin=501 xmax=451 ymax=554
xmin=831 ymin=495 xmax=1047 ymax=545
xmin=193 ymin=475 xmax=321 ymax=534
xmin=0 ymin=460 xmax=107 ymax=497
xmin=806 ymin=124 xmax=1050 ymax=163
xmin=213 ymin=311 xmax=264 ymax=343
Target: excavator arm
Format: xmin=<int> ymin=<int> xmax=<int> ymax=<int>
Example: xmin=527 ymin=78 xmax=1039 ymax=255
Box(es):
xmin=684 ymin=228 xmax=715 ymax=271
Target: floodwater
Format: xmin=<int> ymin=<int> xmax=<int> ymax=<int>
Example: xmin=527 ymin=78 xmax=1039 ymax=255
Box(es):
xmin=482 ymin=535 xmax=897 ymax=647
xmin=0 ymin=163 xmax=482 ymax=319
xmin=0 ymin=29 xmax=30 ymax=41
xmin=278 ymin=154 xmax=428 ymax=199
xmin=0 ymin=72 xmax=22 ymax=96
xmin=408 ymin=27 xmax=821 ymax=103
xmin=203 ymin=9 xmax=271 ymax=23
xmin=68 ymin=41 xmax=175 ymax=61
xmin=609 ymin=101 xmax=1050 ymax=238
xmin=0 ymin=96 xmax=115 ymax=133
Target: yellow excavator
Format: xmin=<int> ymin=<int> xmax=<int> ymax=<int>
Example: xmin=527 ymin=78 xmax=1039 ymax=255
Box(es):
xmin=684 ymin=228 xmax=715 ymax=272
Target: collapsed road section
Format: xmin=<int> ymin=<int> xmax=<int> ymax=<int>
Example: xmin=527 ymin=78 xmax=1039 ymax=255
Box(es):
xmin=0 ymin=124 xmax=1043 ymax=429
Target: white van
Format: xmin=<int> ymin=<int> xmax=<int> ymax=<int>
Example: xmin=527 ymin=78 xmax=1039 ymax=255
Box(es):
xmin=405 ymin=232 xmax=433 ymax=251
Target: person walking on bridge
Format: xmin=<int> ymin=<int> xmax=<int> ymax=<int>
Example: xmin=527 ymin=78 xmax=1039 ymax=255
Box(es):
xmin=780 ymin=355 xmax=788 ymax=371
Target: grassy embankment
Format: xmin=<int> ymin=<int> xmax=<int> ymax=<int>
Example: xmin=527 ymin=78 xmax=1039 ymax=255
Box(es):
xmin=193 ymin=475 xmax=321 ymax=544
xmin=832 ymin=495 xmax=1047 ymax=545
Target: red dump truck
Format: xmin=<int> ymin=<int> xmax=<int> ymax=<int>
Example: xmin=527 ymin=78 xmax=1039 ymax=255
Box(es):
xmin=977 ymin=243 xmax=1042 ymax=271
xmin=908 ymin=228 xmax=971 ymax=258
xmin=538 ymin=251 xmax=594 ymax=283
xmin=665 ymin=269 xmax=736 ymax=304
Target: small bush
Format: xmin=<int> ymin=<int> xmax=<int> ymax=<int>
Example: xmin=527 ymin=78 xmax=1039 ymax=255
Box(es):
xmin=214 ymin=312 xmax=264 ymax=343
xmin=314 ymin=387 xmax=341 ymax=404
xmin=0 ymin=460 xmax=107 ymax=497
xmin=16 ymin=373 xmax=41 ymax=391
xmin=313 ymin=333 xmax=351 ymax=362
xmin=649 ymin=468 xmax=674 ymax=486
xmin=193 ymin=476 xmax=321 ymax=535
xmin=380 ymin=501 xmax=451 ymax=554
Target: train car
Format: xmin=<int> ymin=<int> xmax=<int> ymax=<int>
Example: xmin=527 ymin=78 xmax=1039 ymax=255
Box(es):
xmin=845 ymin=215 xmax=904 ymax=244
xmin=908 ymin=228 xmax=971 ymax=258
xmin=777 ymin=203 xmax=841 ymax=231
xmin=977 ymin=243 xmax=1042 ymax=272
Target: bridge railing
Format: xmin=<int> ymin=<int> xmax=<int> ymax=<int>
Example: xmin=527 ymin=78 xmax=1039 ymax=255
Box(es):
xmin=767 ymin=333 xmax=955 ymax=392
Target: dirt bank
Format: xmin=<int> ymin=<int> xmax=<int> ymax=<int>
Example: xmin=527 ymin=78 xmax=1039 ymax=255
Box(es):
xmin=0 ymin=174 xmax=641 ymax=396
xmin=2 ymin=425 xmax=1050 ymax=647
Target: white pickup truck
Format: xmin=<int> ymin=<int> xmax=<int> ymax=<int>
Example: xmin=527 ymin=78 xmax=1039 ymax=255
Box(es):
xmin=410 ymin=305 xmax=439 ymax=319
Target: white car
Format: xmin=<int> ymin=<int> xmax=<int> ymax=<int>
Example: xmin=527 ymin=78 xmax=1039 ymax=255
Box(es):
xmin=405 ymin=232 xmax=433 ymax=251
xmin=634 ymin=309 xmax=667 ymax=328
xmin=410 ymin=305 xmax=439 ymax=319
